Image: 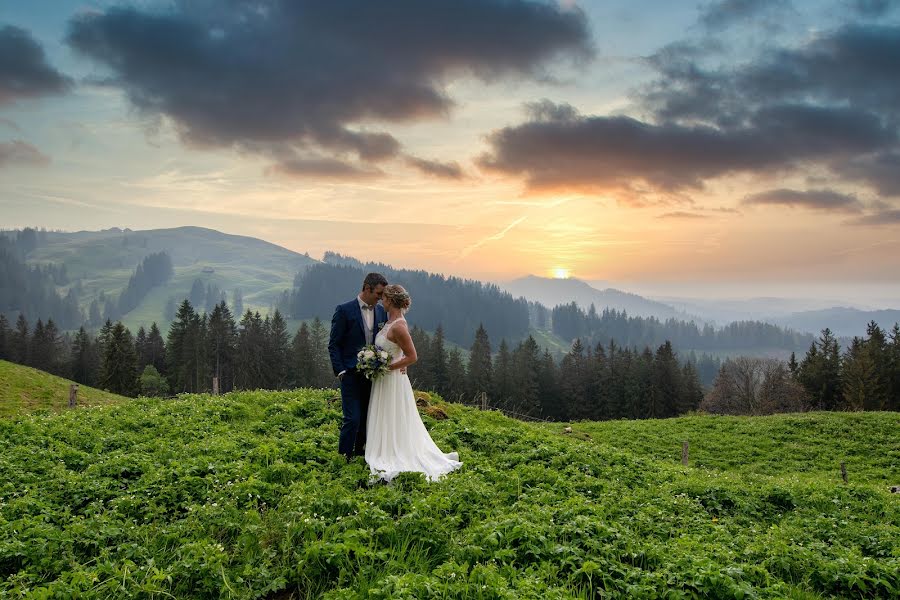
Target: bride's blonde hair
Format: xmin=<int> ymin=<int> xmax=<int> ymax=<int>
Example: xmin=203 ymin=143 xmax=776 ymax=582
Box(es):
xmin=382 ymin=284 xmax=411 ymax=313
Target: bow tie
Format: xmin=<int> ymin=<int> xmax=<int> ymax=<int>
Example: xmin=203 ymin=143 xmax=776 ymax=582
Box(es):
xmin=361 ymin=304 xmax=374 ymax=311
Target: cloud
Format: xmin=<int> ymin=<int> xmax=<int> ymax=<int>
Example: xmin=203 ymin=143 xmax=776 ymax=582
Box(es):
xmin=848 ymin=0 xmax=899 ymax=17
xmin=266 ymin=157 xmax=383 ymax=180
xmin=478 ymin=101 xmax=894 ymax=196
xmin=0 ymin=140 xmax=51 ymax=167
xmin=481 ymin=24 xmax=900 ymax=201
xmin=656 ymin=211 xmax=711 ymax=219
xmin=848 ymin=208 xmax=900 ymax=225
xmin=0 ymin=25 xmax=72 ymax=105
xmin=833 ymin=152 xmax=900 ymax=196
xmin=698 ymin=0 xmax=792 ymax=31
xmin=742 ymin=189 xmax=865 ymax=213
xmin=405 ymin=156 xmax=464 ymax=179
xmin=66 ymin=1 xmax=592 ymax=176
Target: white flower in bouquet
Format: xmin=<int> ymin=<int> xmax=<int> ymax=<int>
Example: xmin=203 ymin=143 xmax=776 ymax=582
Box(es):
xmin=356 ymin=344 xmax=393 ymax=380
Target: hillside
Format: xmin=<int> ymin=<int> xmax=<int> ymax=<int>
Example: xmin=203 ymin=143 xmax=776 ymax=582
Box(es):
xmin=0 ymin=360 xmax=127 ymax=417
xmin=24 ymin=227 xmax=317 ymax=331
xmin=502 ymin=275 xmax=693 ymax=322
xmin=0 ymin=388 xmax=897 ymax=598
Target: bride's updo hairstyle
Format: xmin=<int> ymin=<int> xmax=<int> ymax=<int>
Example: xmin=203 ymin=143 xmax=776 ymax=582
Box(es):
xmin=382 ymin=284 xmax=411 ymax=313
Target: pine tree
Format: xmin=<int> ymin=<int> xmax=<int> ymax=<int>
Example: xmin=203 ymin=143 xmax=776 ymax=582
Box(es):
xmin=30 ymin=318 xmax=47 ymax=370
xmin=493 ymin=339 xmax=515 ymax=410
xmin=42 ymin=319 xmax=63 ymax=375
xmin=70 ymin=326 xmax=99 ymax=386
xmin=842 ymin=337 xmax=877 ymax=411
xmin=444 ymin=348 xmax=467 ymax=402
xmin=652 ymin=341 xmax=681 ymax=418
xmin=678 ymin=361 xmax=704 ymax=414
xmin=12 ymin=314 xmax=30 ymax=365
xmin=788 ymin=352 xmax=799 ymax=377
xmin=265 ymin=310 xmax=291 ymax=390
xmin=100 ymin=322 xmax=137 ymax=396
xmin=466 ymin=324 xmax=493 ymax=404
xmin=207 ymin=302 xmax=238 ymax=392
xmin=863 ymin=321 xmax=890 ymax=410
xmin=889 ymin=323 xmax=900 ymax=412
xmin=146 ymin=323 xmax=167 ymax=375
xmin=292 ymin=322 xmax=314 ymax=387
xmin=0 ymin=314 xmax=9 ymax=360
xmin=166 ymin=301 xmax=208 ymax=393
xmin=309 ymin=317 xmax=332 ymax=388
xmin=135 ymin=326 xmax=149 ymax=373
xmin=559 ymin=339 xmax=588 ymax=420
xmin=236 ymin=311 xmax=266 ymax=390
xmin=536 ymin=349 xmax=560 ymax=418
xmin=512 ymin=336 xmax=541 ymax=416
xmin=409 ymin=326 xmax=433 ymax=391
xmin=431 ymin=325 xmax=448 ymax=396
xmin=88 ymin=299 xmax=102 ymax=327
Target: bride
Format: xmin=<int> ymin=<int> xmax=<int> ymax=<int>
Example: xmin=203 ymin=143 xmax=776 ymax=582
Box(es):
xmin=365 ymin=284 xmax=462 ymax=483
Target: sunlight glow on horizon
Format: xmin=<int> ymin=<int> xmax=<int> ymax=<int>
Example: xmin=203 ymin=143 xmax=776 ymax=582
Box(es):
xmin=552 ymin=267 xmax=570 ymax=279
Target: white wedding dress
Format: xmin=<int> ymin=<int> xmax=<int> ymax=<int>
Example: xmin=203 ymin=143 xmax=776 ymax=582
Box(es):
xmin=365 ymin=318 xmax=462 ymax=482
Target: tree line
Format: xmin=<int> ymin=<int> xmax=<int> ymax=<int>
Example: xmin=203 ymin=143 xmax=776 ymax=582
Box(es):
xmin=552 ymin=302 xmax=814 ymax=352
xmin=702 ymin=322 xmax=900 ymax=415
xmin=1 ymin=303 xmax=704 ymax=421
xmin=279 ymin=261 xmax=532 ymax=348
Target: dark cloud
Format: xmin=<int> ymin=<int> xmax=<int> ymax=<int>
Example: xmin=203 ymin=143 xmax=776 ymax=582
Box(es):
xmin=646 ymin=24 xmax=900 ymax=126
xmin=656 ymin=211 xmax=711 ymax=219
xmin=478 ymin=102 xmax=894 ymax=194
xmin=482 ymin=24 xmax=900 ymax=201
xmin=833 ymin=152 xmax=900 ymax=196
xmin=405 ymin=156 xmax=464 ymax=179
xmin=848 ymin=0 xmax=899 ymax=17
xmin=848 ymin=209 xmax=900 ymax=225
xmin=66 ymin=1 xmax=591 ymax=175
xmin=0 ymin=25 xmax=72 ymax=105
xmin=698 ymin=0 xmax=792 ymax=31
xmin=0 ymin=140 xmax=51 ymax=167
xmin=742 ymin=189 xmax=864 ymax=213
xmin=267 ymin=157 xmax=382 ymax=180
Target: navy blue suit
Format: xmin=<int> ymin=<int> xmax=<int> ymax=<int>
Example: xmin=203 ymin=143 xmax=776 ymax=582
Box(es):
xmin=328 ymin=298 xmax=387 ymax=458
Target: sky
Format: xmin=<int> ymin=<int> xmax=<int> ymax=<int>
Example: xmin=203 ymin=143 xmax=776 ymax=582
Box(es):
xmin=1 ymin=0 xmax=899 ymax=301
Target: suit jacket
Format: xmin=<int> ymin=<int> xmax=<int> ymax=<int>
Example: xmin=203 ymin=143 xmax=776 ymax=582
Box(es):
xmin=328 ymin=298 xmax=387 ymax=376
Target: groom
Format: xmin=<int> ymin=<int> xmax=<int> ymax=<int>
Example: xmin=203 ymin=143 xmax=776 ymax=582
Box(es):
xmin=329 ymin=272 xmax=388 ymax=460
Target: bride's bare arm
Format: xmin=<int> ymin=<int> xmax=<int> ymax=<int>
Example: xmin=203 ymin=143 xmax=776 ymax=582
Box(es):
xmin=387 ymin=321 xmax=417 ymax=371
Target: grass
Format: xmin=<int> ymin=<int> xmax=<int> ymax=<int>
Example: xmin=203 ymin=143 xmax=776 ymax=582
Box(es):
xmin=0 ymin=385 xmax=897 ymax=598
xmin=553 ymin=412 xmax=900 ymax=487
xmin=0 ymin=360 xmax=127 ymax=418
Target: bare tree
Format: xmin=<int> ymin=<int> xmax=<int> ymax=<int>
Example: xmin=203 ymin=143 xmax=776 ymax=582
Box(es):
xmin=702 ymin=357 xmax=810 ymax=415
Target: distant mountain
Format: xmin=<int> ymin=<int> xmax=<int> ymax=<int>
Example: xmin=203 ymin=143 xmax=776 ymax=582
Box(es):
xmin=502 ymin=275 xmax=696 ymax=321
xmin=23 ymin=226 xmax=317 ymax=330
xmin=772 ymin=307 xmax=900 ymax=339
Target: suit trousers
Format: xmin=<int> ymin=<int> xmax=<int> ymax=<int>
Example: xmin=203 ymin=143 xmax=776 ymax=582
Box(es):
xmin=338 ymin=370 xmax=373 ymax=458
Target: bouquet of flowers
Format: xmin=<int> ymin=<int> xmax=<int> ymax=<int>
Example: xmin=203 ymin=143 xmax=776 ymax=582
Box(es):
xmin=356 ymin=344 xmax=393 ymax=380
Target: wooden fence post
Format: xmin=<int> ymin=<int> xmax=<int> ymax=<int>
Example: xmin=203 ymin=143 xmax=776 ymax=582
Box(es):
xmin=481 ymin=391 xmax=487 ymax=411
xmin=212 ymin=376 xmax=219 ymax=396
xmin=682 ymin=441 xmax=689 ymax=467
xmin=69 ymin=384 xmax=78 ymax=408
xmin=841 ymin=462 xmax=848 ymax=483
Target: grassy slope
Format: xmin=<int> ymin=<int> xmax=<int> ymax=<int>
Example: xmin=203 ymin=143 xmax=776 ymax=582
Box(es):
xmin=0 ymin=389 xmax=897 ymax=599
xmin=0 ymin=360 xmax=127 ymax=418
xmin=27 ymin=227 xmax=317 ymax=331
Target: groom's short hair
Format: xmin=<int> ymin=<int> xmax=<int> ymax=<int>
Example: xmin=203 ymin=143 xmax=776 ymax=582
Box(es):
xmin=362 ymin=272 xmax=388 ymax=291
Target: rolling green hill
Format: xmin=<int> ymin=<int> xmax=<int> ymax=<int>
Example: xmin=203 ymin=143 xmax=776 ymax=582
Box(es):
xmin=0 ymin=360 xmax=127 ymax=418
xmin=0 ymin=387 xmax=896 ymax=598
xmin=25 ymin=226 xmax=317 ymax=331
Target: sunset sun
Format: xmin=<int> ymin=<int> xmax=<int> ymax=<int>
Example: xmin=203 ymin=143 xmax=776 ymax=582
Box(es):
xmin=552 ymin=267 xmax=570 ymax=279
